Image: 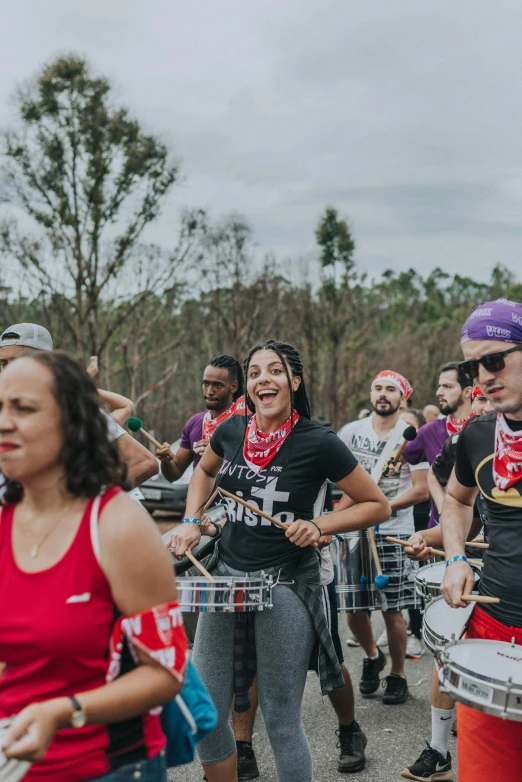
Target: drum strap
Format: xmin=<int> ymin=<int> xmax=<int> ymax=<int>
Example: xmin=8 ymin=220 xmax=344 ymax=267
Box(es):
xmin=369 ymin=417 xmax=408 ymax=486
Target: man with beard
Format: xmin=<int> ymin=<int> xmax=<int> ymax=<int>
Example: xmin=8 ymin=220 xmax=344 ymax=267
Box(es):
xmin=338 ymin=371 xmax=429 ymax=704
xmin=403 ymin=362 xmax=473 ymax=527
xmin=157 ymin=354 xmax=244 ymax=479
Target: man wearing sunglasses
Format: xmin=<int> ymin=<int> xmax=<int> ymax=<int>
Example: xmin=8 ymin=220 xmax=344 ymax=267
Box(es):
xmin=440 ymin=298 xmax=522 ymax=782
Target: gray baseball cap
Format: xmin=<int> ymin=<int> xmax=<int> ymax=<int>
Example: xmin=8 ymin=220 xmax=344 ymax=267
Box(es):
xmin=0 ymin=323 xmax=53 ymax=351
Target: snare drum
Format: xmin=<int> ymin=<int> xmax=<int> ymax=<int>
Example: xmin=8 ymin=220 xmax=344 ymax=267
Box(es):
xmin=422 ymin=595 xmax=475 ymax=657
xmin=332 ymin=531 xmax=383 ymax=612
xmin=415 ymin=561 xmax=480 ymax=601
xmin=440 ymin=639 xmax=522 ymax=722
xmin=177 ymin=576 xmax=273 ymax=613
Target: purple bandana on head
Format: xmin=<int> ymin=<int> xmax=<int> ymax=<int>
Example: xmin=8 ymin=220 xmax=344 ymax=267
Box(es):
xmin=461 ymin=298 xmax=522 ymax=345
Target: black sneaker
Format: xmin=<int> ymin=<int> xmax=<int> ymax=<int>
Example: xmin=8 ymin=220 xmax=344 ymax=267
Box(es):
xmin=359 ymin=649 xmax=386 ymax=696
xmin=237 ymin=742 xmax=259 ymax=780
xmin=336 ymin=722 xmax=367 ymax=772
xmin=382 ymin=673 xmax=409 ymax=704
xmin=400 ymin=742 xmax=453 ymax=780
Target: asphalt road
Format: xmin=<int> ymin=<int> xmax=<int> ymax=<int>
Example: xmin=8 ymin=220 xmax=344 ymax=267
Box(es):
xmin=168 ymin=613 xmax=457 ymax=782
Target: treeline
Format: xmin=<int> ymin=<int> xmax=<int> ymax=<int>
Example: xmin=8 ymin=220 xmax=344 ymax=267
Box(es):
xmin=3 ymin=255 xmax=520 ymax=438
xmin=0 ymin=55 xmax=520 ymax=439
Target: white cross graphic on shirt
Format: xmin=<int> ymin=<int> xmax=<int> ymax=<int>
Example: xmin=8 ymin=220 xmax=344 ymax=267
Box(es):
xmin=251 ymin=477 xmax=289 ymax=517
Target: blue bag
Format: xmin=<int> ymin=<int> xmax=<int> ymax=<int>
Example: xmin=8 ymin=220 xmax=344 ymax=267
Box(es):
xmin=160 ymin=659 xmax=218 ymax=768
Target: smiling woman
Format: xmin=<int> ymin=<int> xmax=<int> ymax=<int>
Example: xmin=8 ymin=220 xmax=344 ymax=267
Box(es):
xmin=0 ymin=351 xmax=187 ymax=782
xmin=166 ymin=339 xmax=391 ymax=782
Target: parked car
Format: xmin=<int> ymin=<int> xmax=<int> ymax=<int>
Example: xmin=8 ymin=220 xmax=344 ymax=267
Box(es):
xmin=140 ymin=439 xmax=194 ymax=514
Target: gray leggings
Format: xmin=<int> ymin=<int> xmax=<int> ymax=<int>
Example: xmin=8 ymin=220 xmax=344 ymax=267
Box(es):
xmin=192 ymin=567 xmax=316 ymax=782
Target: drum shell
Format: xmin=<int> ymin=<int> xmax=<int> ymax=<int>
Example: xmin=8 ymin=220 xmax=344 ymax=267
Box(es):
xmin=332 ymin=532 xmax=383 ymax=612
xmin=177 ymin=576 xmax=272 ymax=613
xmin=415 ymin=561 xmax=480 ymax=602
xmin=440 ymin=639 xmax=522 ymax=722
xmin=422 ymin=595 xmax=475 ymax=658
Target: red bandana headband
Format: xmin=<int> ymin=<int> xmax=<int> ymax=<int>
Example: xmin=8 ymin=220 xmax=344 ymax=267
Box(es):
xmin=202 ymin=394 xmax=246 ymax=440
xmin=371 ymin=370 xmax=413 ymax=401
xmin=472 ymin=386 xmax=484 ymax=399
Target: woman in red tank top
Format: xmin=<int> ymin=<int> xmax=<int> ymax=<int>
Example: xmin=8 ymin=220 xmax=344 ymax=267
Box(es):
xmin=0 ymin=351 xmax=185 ymax=781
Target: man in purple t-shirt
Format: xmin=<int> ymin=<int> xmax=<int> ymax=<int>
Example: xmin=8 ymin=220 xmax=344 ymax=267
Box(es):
xmin=403 ymin=361 xmax=473 ymax=526
xmin=157 ymin=354 xmax=243 ymax=480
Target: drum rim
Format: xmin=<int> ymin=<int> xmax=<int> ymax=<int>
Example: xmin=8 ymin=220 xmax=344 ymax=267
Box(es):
xmin=442 ymin=639 xmax=522 ymax=690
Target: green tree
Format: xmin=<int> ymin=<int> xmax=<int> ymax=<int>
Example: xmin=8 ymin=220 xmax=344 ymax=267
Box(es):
xmin=0 ymin=55 xmax=181 ymax=358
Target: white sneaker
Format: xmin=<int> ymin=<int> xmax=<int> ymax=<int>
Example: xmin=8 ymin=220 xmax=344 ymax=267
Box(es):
xmin=406 ymin=636 xmax=424 ymax=658
xmin=376 ymin=630 xmax=388 ymax=648
xmin=345 ymin=637 xmax=360 ymax=648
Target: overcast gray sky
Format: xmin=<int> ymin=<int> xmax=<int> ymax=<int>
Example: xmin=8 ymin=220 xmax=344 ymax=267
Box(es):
xmin=1 ymin=0 xmax=521 ymax=282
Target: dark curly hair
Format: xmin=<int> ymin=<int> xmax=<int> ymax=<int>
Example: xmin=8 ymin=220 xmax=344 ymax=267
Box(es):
xmin=4 ymin=350 xmax=130 ymax=503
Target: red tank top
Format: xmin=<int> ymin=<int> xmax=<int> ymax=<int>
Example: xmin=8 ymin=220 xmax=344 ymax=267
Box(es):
xmin=0 ymin=488 xmax=165 ymax=781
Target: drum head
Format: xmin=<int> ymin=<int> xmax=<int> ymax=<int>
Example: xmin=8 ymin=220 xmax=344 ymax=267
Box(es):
xmin=416 ymin=562 xmax=446 ymax=585
xmin=424 ymin=596 xmax=475 ymax=642
xmin=446 ymin=639 xmax=522 ymax=685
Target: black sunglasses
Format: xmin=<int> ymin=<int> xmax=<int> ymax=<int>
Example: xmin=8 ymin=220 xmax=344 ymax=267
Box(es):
xmin=459 ymin=344 xmax=522 ymax=379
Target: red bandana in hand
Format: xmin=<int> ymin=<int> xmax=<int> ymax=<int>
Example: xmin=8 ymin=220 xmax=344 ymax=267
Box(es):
xmin=244 ymin=410 xmax=300 ymax=473
xmin=493 ymin=413 xmax=522 ymax=491
xmin=446 ymin=413 xmax=474 ymax=435
xmin=107 ymin=601 xmax=188 ymax=685
xmin=202 ymin=395 xmax=246 ymax=440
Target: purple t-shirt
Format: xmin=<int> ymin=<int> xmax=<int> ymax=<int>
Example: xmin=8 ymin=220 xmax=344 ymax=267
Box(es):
xmin=403 ymin=417 xmax=448 ymax=527
xmin=179 ymin=412 xmax=206 ymax=467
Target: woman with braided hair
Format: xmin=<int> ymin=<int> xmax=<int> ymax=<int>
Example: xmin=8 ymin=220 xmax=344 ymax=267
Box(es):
xmin=168 ymin=340 xmax=390 ymax=782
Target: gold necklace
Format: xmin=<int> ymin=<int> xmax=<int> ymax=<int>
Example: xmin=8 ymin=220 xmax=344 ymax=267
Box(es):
xmin=17 ymin=504 xmax=76 ymax=558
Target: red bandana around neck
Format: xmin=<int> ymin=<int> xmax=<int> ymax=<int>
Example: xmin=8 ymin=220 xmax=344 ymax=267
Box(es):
xmin=493 ymin=413 xmax=522 ymax=491
xmin=243 ymin=410 xmax=300 ymax=473
xmin=202 ymin=394 xmax=246 ymax=441
xmin=446 ymin=412 xmax=474 ymax=435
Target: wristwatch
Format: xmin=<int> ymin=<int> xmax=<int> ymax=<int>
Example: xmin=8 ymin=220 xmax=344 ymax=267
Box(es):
xmin=69 ymin=695 xmax=87 ymax=728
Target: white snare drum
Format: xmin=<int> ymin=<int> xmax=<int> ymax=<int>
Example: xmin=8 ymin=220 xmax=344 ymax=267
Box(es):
xmin=177 ymin=576 xmax=273 ymax=613
xmin=422 ymin=596 xmax=475 ymax=657
xmin=415 ymin=561 xmax=480 ymax=601
xmin=440 ymin=639 xmax=522 ymax=722
xmin=332 ymin=531 xmax=384 ymax=612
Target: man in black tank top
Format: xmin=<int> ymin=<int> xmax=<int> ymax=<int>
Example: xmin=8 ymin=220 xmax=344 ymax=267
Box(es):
xmin=440 ymin=298 xmax=522 ymax=782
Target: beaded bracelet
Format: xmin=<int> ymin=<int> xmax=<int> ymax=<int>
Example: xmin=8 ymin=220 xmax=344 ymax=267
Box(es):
xmin=445 ymin=554 xmax=468 ymax=568
xmin=181 ymin=517 xmax=201 ymax=526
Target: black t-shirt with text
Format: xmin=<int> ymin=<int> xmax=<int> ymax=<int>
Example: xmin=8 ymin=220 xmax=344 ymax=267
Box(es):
xmin=455 ymin=411 xmax=522 ymax=627
xmin=210 ymin=416 xmax=358 ymax=571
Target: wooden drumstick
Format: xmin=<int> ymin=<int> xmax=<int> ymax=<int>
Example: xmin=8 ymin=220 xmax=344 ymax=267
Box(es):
xmin=466 ymin=540 xmax=489 ymax=549
xmin=385 ymin=536 xmax=484 ymax=568
xmin=202 ymin=488 xmax=220 ymax=512
xmin=367 ymin=527 xmax=389 ymax=589
xmin=461 ymin=594 xmax=499 ymax=604
xmin=184 ymin=550 xmax=216 ymax=582
xmin=216 ymin=488 xmax=319 ymax=547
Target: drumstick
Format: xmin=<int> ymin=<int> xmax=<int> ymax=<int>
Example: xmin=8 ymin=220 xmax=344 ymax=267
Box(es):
xmin=127 ymin=417 xmax=162 ymax=449
xmin=466 ymin=540 xmax=489 ymax=549
xmin=388 ymin=426 xmax=417 ymax=467
xmin=385 ymin=536 xmax=484 ymax=568
xmin=216 ymin=488 xmax=319 ymax=547
xmin=367 ymin=527 xmax=389 ymax=589
xmin=184 ymin=550 xmax=216 ymax=582
xmin=203 ymin=488 xmax=220 ymax=512
xmin=461 ymin=595 xmax=499 ymax=604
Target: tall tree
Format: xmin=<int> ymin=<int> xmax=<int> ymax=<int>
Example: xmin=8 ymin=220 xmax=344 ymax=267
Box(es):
xmin=0 ymin=55 xmax=183 ymax=358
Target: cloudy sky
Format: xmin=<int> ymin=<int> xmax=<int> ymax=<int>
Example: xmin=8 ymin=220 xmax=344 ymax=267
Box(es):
xmin=1 ymin=0 xmax=521 ymax=282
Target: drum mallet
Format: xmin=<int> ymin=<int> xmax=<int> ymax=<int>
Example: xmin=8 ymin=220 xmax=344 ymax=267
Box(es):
xmin=127 ymin=417 xmax=162 ymax=449
xmin=382 ymin=426 xmax=417 ymax=477
xmin=367 ymin=527 xmax=389 ymax=589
